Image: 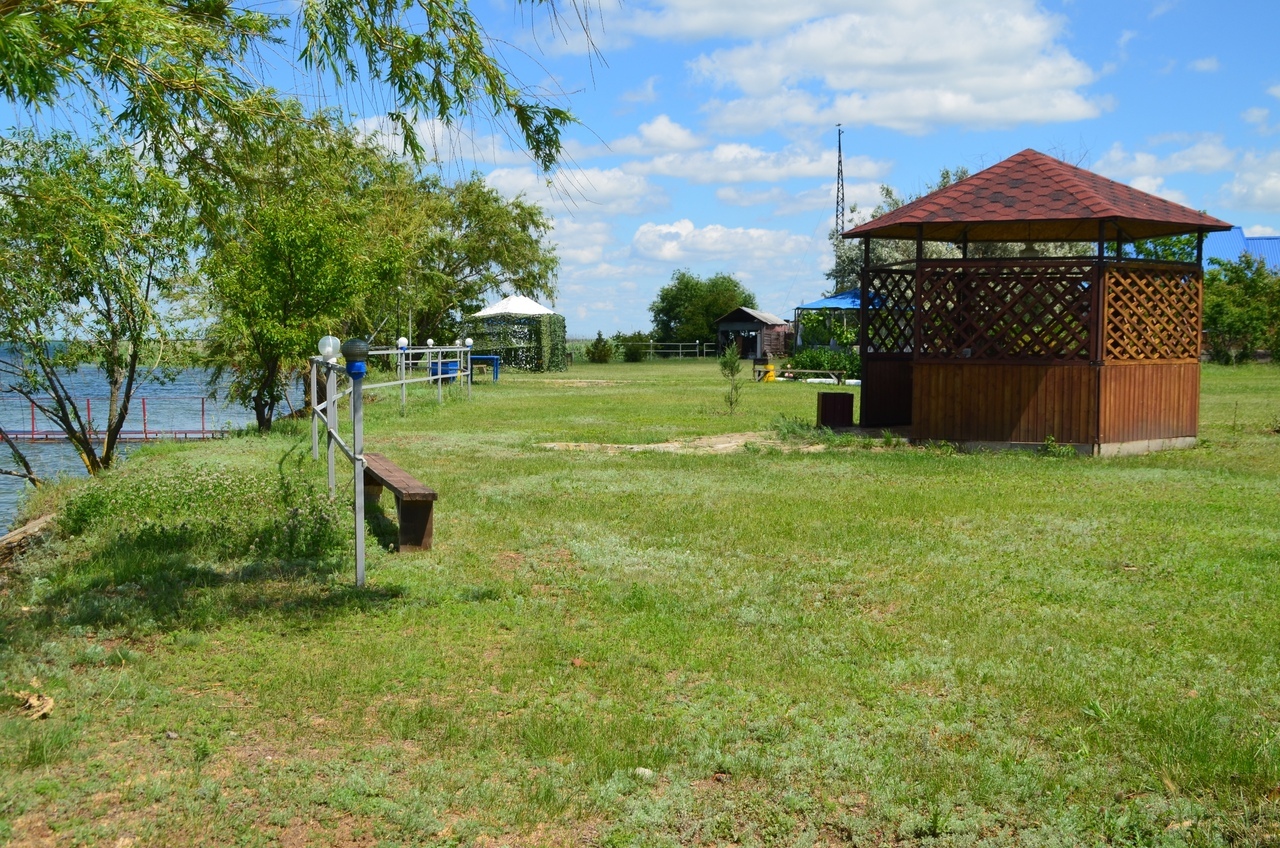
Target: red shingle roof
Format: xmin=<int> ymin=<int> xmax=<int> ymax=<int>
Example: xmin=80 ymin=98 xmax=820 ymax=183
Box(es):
xmin=843 ymin=149 xmax=1232 ymax=242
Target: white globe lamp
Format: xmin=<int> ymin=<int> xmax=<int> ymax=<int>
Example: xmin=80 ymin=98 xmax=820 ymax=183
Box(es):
xmin=317 ymin=335 xmax=341 ymax=361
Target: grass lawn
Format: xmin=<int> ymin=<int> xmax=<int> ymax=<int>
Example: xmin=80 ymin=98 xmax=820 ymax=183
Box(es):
xmin=2 ymin=361 xmax=1279 ymax=846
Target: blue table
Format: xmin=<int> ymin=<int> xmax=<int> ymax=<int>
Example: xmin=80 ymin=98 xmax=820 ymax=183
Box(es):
xmin=470 ymin=355 xmax=500 ymax=382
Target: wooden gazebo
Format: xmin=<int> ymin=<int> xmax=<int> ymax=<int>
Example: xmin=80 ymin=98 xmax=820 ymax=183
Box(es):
xmin=843 ymin=149 xmax=1232 ymax=455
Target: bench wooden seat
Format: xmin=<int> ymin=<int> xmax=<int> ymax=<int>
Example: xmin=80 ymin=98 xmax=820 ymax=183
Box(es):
xmin=754 ymin=366 xmax=846 ymax=384
xmin=363 ymin=452 xmax=437 ymax=552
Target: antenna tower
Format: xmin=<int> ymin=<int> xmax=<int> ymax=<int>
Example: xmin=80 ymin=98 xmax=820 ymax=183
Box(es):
xmin=835 ymin=124 xmax=845 ymax=233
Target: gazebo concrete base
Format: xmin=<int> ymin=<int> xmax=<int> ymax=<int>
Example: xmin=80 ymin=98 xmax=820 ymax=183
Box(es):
xmin=934 ymin=436 xmax=1197 ymax=457
xmin=1094 ymin=436 xmax=1198 ymax=457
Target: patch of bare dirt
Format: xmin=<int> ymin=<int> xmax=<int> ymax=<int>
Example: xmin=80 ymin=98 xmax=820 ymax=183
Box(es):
xmin=540 ymin=432 xmax=778 ymax=454
xmin=536 ymin=379 xmax=622 ymax=387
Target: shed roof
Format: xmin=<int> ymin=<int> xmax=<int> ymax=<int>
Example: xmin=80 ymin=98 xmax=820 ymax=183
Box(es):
xmin=716 ymin=307 xmax=788 ymax=326
xmin=843 ymin=149 xmax=1232 ymax=243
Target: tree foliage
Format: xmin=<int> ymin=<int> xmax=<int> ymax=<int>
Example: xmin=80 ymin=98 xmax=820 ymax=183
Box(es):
xmin=1203 ymin=253 xmax=1280 ymax=364
xmin=365 ymin=171 xmax=559 ymax=346
xmin=0 ymin=0 xmax=584 ymax=168
xmin=203 ymin=114 xmax=382 ymax=431
xmin=649 ymin=271 xmax=757 ymax=344
xmin=0 ymin=131 xmax=197 ymax=473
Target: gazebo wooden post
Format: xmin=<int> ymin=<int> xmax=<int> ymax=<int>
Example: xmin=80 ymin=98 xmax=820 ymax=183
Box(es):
xmin=858 ymin=237 xmax=870 ymax=354
xmin=914 ymin=226 xmax=924 ymax=357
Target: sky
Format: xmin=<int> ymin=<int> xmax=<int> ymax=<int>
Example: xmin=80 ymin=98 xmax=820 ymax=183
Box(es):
xmin=439 ymin=0 xmax=1280 ymax=336
xmin=8 ymin=0 xmax=1280 ymax=338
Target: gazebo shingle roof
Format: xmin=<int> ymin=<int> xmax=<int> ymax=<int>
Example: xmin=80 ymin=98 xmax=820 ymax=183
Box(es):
xmin=843 ymin=149 xmax=1232 ymax=243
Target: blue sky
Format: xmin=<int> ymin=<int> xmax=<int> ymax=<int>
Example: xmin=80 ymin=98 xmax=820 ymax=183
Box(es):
xmin=445 ymin=0 xmax=1280 ymax=336
xmin=8 ymin=0 xmax=1279 ymax=337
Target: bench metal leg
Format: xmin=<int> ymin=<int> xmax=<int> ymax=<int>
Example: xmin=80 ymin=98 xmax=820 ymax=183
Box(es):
xmin=395 ymin=497 xmax=434 ymax=552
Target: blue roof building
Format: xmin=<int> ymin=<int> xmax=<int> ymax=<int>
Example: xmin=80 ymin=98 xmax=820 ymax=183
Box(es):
xmin=1202 ymin=226 xmax=1280 ymax=271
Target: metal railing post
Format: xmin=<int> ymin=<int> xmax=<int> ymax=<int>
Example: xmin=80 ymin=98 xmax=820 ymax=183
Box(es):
xmin=399 ymin=347 xmax=407 ymax=415
xmin=352 ymin=371 xmax=366 ymax=588
xmin=326 ymin=366 xmax=337 ymax=496
xmin=310 ymin=359 xmax=319 ymax=459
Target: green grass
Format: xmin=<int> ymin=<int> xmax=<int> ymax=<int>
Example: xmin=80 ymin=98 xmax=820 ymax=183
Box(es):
xmin=1 ymin=361 xmax=1279 ymax=846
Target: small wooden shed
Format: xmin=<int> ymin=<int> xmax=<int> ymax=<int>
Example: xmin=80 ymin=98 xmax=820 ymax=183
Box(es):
xmin=843 ymin=149 xmax=1232 ymax=455
xmin=715 ymin=307 xmax=789 ymax=359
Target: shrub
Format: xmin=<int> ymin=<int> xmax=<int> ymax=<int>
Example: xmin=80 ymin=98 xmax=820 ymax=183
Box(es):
xmin=719 ymin=344 xmax=743 ymax=414
xmin=612 ymin=331 xmax=650 ymax=363
xmin=585 ymin=332 xmax=613 ymax=363
xmin=788 ymin=347 xmax=861 ymax=378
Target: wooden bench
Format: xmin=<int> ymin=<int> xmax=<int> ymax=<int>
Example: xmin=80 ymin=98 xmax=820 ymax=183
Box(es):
xmin=754 ymin=366 xmax=847 ymax=384
xmin=363 ymin=452 xmax=437 ymax=552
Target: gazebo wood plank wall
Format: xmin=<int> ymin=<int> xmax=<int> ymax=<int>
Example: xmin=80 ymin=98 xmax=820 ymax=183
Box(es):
xmin=912 ymin=362 xmax=1097 ymax=444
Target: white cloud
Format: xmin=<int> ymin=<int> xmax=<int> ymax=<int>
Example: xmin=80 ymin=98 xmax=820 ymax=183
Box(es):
xmin=1093 ymin=137 xmax=1235 ymax=181
xmin=684 ymin=0 xmax=1101 ymax=133
xmin=716 ymin=180 xmax=882 ymax=216
xmin=486 ymin=166 xmax=667 ymax=216
xmin=1270 ymin=85 xmax=1280 ymax=100
xmin=1244 ymin=225 xmax=1280 ymax=236
xmin=551 ymin=219 xmax=616 ymax=265
xmin=1128 ymin=176 xmax=1188 ymax=205
xmin=631 ymin=218 xmax=810 ymax=262
xmin=1224 ymin=151 xmax=1280 ymax=212
xmin=1189 ymin=57 xmax=1219 ymax=73
xmin=1243 ymin=107 xmax=1277 ymax=135
xmin=626 ymin=142 xmax=885 ymax=183
xmin=621 ymin=76 xmax=660 ymax=104
xmin=608 ymin=115 xmax=704 ymax=155
xmin=615 ymin=0 xmax=851 ymax=41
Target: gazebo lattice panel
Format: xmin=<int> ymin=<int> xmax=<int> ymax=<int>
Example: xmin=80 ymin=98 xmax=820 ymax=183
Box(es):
xmin=916 ymin=260 xmax=1096 ymax=361
xmin=1102 ymin=262 xmax=1201 ymax=361
xmin=864 ymin=268 xmax=915 ymax=354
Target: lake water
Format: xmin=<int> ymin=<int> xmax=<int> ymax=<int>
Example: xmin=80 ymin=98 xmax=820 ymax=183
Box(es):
xmin=0 ymin=365 xmax=302 ymax=532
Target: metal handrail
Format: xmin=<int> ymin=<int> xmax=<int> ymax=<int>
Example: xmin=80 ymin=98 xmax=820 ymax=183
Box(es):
xmin=307 ymin=344 xmax=474 ymax=588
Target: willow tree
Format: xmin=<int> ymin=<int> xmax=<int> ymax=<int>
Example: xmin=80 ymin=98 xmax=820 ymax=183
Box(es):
xmin=0 ymin=0 xmax=586 ymax=169
xmin=0 ymin=131 xmax=197 ymax=473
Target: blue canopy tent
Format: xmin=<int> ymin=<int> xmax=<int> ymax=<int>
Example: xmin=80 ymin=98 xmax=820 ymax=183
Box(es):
xmin=793 ymin=290 xmax=880 ymax=349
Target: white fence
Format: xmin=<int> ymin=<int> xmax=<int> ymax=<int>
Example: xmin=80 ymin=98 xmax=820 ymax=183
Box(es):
xmin=310 ymin=344 xmax=472 ymax=587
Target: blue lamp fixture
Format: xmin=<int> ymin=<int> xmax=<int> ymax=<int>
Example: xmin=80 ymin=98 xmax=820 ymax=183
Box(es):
xmin=341 ymin=338 xmax=370 ymax=378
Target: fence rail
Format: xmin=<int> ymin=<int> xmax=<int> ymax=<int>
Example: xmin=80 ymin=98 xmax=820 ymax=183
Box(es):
xmin=566 ymin=339 xmax=715 ymax=360
xmin=0 ymin=395 xmax=229 ymax=441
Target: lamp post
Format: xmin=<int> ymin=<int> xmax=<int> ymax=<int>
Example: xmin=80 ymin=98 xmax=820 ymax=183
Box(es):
xmin=397 ymin=336 xmax=409 ymax=414
xmin=318 ymin=336 xmax=341 ymax=488
xmin=464 ymin=337 xmax=473 ymax=397
xmin=341 ymin=337 xmax=370 ymax=588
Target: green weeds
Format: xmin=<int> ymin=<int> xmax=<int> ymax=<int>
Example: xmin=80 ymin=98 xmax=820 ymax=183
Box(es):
xmin=0 ymin=362 xmax=1278 ymax=844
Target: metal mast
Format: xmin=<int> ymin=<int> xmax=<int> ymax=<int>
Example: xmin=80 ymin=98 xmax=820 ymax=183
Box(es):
xmin=835 ymin=124 xmax=845 ymax=233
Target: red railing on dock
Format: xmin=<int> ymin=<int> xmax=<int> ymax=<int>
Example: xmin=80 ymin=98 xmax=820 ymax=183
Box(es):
xmin=3 ymin=396 xmax=229 ymax=441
